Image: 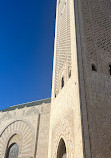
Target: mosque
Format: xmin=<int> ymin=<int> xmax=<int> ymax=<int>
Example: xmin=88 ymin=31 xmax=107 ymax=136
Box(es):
xmin=0 ymin=0 xmax=111 ymax=157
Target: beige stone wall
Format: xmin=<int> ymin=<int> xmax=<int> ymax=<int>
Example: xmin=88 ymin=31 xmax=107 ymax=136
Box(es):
xmin=48 ymin=0 xmax=84 ymax=157
xmin=0 ymin=101 xmax=50 ymax=158
xmin=0 ymin=1 xmax=110 ymax=158
xmin=49 ymin=0 xmax=111 ymax=157
xmin=75 ymin=0 xmax=111 ymax=157
xmin=36 ymin=103 xmax=50 ymax=158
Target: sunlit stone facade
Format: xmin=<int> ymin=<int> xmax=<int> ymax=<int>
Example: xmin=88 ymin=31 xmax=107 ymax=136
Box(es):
xmin=0 ymin=99 xmax=51 ymax=158
xmin=0 ymin=0 xmax=111 ymax=157
xmin=49 ymin=0 xmax=111 ymax=157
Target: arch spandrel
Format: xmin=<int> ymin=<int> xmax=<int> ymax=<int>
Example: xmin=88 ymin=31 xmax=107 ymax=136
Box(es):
xmin=0 ymin=120 xmax=35 ymax=158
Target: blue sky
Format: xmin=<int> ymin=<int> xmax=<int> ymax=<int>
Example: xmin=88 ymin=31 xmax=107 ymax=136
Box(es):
xmin=0 ymin=0 xmax=56 ymax=110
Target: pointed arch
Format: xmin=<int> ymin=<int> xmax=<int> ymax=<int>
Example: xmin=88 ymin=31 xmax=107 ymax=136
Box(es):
xmin=57 ymin=138 xmax=67 ymax=158
xmin=0 ymin=120 xmax=35 ymax=158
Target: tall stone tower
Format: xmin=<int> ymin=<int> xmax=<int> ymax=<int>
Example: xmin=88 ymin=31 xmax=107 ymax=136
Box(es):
xmin=48 ymin=0 xmax=111 ymax=158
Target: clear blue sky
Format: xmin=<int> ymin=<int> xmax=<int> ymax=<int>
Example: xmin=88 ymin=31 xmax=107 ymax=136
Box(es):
xmin=0 ymin=0 xmax=56 ymax=110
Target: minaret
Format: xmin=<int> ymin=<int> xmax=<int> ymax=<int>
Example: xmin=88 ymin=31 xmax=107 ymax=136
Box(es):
xmin=48 ymin=0 xmax=84 ymax=157
xmin=48 ymin=0 xmax=111 ymax=157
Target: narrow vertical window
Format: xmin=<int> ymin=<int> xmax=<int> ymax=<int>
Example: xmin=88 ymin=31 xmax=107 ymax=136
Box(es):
xmin=92 ymin=64 xmax=97 ymax=71
xmin=109 ymin=64 xmax=111 ymax=75
xmin=61 ymin=77 xmax=64 ymax=88
xmin=69 ymin=70 xmax=71 ymax=78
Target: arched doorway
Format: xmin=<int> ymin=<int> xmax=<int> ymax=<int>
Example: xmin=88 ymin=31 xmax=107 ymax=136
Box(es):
xmin=57 ymin=138 xmax=67 ymax=158
xmin=0 ymin=120 xmax=34 ymax=158
xmin=6 ymin=143 xmax=19 ymax=158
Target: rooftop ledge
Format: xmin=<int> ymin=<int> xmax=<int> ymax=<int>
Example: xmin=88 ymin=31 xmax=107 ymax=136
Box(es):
xmin=0 ymin=98 xmax=51 ymax=112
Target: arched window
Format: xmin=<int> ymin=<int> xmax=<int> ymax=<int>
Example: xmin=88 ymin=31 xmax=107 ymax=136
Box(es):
xmin=109 ymin=64 xmax=111 ymax=75
xmin=6 ymin=143 xmax=19 ymax=158
xmin=57 ymin=138 xmax=67 ymax=158
xmin=92 ymin=64 xmax=97 ymax=71
xmin=61 ymin=77 xmax=64 ymax=88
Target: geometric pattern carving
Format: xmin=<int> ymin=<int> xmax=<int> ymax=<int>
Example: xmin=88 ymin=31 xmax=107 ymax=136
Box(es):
xmin=25 ymin=107 xmax=39 ymax=116
xmin=51 ymin=119 xmax=74 ymax=158
xmin=98 ymin=112 xmax=111 ymax=158
xmin=55 ymin=0 xmax=71 ymax=94
xmin=81 ymin=0 xmax=111 ymax=69
xmin=0 ymin=120 xmax=35 ymax=158
xmin=0 ymin=113 xmax=12 ymax=121
xmin=88 ymin=106 xmax=111 ymax=158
